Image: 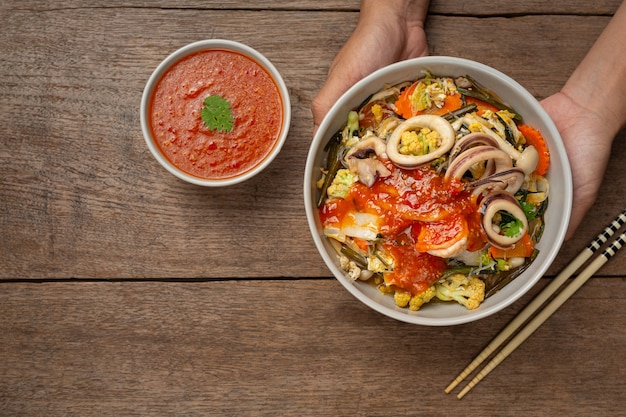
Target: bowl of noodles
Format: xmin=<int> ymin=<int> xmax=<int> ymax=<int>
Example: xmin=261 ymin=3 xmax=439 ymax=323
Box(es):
xmin=304 ymin=56 xmax=572 ymax=326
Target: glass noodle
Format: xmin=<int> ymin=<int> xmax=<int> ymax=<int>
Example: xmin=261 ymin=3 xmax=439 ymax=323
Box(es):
xmin=316 ymin=72 xmax=549 ymax=312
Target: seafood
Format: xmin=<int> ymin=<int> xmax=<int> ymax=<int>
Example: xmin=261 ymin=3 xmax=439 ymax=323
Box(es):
xmin=317 ymin=73 xmax=550 ymax=311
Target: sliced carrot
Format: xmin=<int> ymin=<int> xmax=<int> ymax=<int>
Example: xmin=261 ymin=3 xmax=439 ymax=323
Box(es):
xmin=394 ymin=82 xmax=417 ymax=119
xmin=488 ymin=233 xmax=534 ymax=259
xmin=352 ymin=237 xmax=370 ymax=252
xmin=518 ymin=124 xmax=550 ymax=176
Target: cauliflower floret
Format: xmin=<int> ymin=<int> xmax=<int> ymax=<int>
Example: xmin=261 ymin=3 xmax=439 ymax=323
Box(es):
xmin=393 ymin=285 xmax=436 ymax=311
xmin=371 ymin=104 xmax=384 ymax=125
xmin=339 ymin=255 xmax=361 ymax=281
xmin=435 ymin=274 xmax=486 ymax=310
xmin=377 ymin=283 xmax=395 ymax=295
xmin=409 ymin=285 xmax=437 ymax=311
xmin=394 ymin=290 xmax=412 ymax=308
xmin=327 ymin=169 xmax=358 ymax=199
xmin=398 ymin=128 xmax=440 ymax=156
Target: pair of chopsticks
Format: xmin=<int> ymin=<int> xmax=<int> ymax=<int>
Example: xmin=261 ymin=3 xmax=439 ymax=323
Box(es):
xmin=445 ymin=208 xmax=626 ymax=399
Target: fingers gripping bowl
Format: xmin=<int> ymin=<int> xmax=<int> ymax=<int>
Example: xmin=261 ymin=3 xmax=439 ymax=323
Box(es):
xmin=304 ymin=57 xmax=572 ymax=326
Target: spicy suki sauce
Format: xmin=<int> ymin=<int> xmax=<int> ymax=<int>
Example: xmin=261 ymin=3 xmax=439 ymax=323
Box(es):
xmin=320 ymin=164 xmax=486 ymax=295
xmin=149 ymin=49 xmax=283 ymax=180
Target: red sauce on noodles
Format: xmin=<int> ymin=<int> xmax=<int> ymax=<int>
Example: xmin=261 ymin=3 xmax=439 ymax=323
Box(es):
xmin=320 ymin=164 xmax=486 ymax=295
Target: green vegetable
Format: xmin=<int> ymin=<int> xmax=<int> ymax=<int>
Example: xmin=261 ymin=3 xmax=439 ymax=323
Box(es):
xmin=519 ymin=200 xmax=537 ymax=221
xmin=501 ymin=217 xmax=524 ymax=238
xmin=347 ymin=110 xmax=359 ymax=135
xmin=201 ymin=95 xmax=235 ymax=132
xmin=442 ymin=103 xmax=477 ymax=121
xmin=327 ymin=169 xmax=358 ymax=199
xmin=484 ymin=250 xmax=538 ymax=298
xmin=498 ymin=210 xmax=524 ymax=238
xmin=317 ymin=131 xmax=343 ymax=207
xmin=495 ymin=112 xmax=516 ymax=146
xmin=457 ymin=75 xmax=521 ymax=121
xmin=340 ymin=245 xmax=368 ymax=269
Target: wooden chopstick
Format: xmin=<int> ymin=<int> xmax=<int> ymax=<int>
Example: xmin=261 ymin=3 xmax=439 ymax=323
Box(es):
xmin=444 ymin=208 xmax=626 ymax=399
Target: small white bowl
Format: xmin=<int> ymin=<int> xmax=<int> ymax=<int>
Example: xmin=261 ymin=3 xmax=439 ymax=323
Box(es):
xmin=304 ymin=56 xmax=572 ymax=326
xmin=140 ymin=39 xmax=291 ymax=186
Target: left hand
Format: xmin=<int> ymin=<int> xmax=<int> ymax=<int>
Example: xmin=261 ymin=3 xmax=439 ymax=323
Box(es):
xmin=541 ymin=92 xmax=613 ymax=239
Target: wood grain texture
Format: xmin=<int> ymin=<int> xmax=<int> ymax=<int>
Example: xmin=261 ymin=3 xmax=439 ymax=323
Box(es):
xmin=0 ymin=2 xmax=625 ymax=413
xmin=0 ymin=279 xmax=624 ymax=416
xmin=1 ymin=5 xmax=624 ymax=278
xmin=7 ymin=0 xmax=622 ymax=15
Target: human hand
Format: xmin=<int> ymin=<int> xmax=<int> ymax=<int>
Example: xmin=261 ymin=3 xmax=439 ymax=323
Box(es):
xmin=311 ymin=0 xmax=430 ymax=134
xmin=541 ymin=92 xmax=614 ymax=239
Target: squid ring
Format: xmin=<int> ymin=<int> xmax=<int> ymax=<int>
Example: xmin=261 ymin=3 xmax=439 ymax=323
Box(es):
xmin=479 ymin=190 xmax=529 ymax=249
xmin=448 ymin=132 xmax=500 ymax=162
xmin=445 ymin=145 xmax=513 ymax=181
xmin=385 ymin=115 xmax=456 ymax=168
xmin=470 ymin=168 xmax=526 ymax=197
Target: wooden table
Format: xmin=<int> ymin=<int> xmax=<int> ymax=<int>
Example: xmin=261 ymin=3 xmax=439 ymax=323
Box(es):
xmin=1 ymin=1 xmax=625 ymax=415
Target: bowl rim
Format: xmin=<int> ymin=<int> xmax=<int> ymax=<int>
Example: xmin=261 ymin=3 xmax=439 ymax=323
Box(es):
xmin=304 ymin=55 xmax=573 ymax=326
xmin=140 ymin=39 xmax=291 ymax=187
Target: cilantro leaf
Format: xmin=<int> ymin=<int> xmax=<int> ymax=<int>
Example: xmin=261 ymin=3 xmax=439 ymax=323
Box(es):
xmin=520 ymin=200 xmax=537 ymax=221
xmin=500 ymin=217 xmax=524 ymax=238
xmin=201 ymin=95 xmax=234 ymax=132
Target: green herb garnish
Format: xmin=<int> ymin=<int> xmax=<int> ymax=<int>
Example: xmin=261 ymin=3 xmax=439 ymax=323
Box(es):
xmin=500 ymin=217 xmax=524 ymax=238
xmin=519 ymin=200 xmax=537 ymax=221
xmin=201 ymin=95 xmax=234 ymax=132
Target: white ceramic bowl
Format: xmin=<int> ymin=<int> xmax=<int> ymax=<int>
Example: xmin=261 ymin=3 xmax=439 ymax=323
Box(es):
xmin=140 ymin=39 xmax=291 ymax=186
xmin=304 ymin=56 xmax=572 ymax=326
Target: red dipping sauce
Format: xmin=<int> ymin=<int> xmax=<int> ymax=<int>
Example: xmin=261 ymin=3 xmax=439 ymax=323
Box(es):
xmin=149 ymin=49 xmax=284 ymax=180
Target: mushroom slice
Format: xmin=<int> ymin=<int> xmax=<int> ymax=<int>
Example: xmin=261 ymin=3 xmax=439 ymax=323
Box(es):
xmin=479 ymin=190 xmax=529 ymax=249
xmin=470 ymin=168 xmax=526 ymax=197
xmin=345 ymin=134 xmax=387 ymax=159
xmin=445 ymin=145 xmax=513 ymax=181
xmin=348 ymin=159 xmax=391 ymax=187
xmin=345 ymin=134 xmax=391 ymax=187
xmin=385 ymin=115 xmax=455 ymax=168
xmin=515 ymin=145 xmax=539 ymax=176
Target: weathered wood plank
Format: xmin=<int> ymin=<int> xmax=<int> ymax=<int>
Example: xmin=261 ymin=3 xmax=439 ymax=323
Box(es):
xmin=0 ymin=279 xmax=624 ymax=416
xmin=0 ymin=8 xmax=624 ymax=278
xmin=1 ymin=0 xmax=621 ymax=15
xmin=1 ymin=3 xmax=624 ymax=416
